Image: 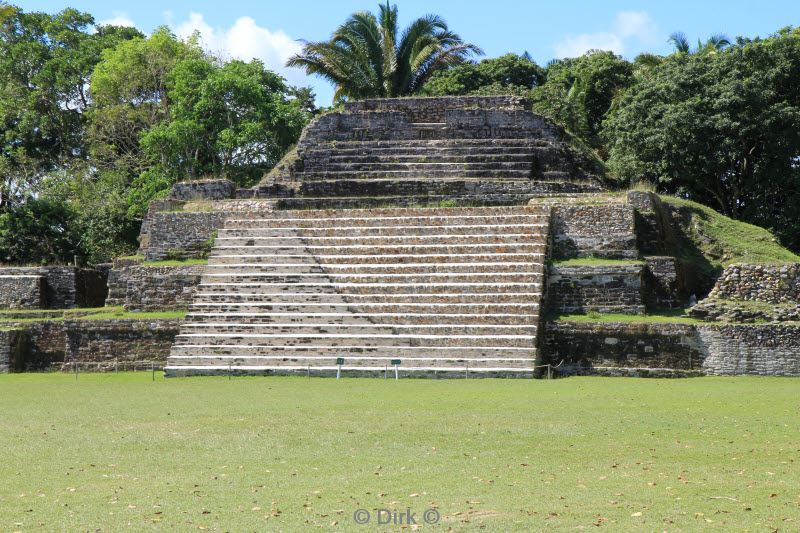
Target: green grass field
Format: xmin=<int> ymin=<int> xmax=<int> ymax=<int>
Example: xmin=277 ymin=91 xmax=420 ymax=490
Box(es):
xmin=0 ymin=374 xmax=798 ymax=531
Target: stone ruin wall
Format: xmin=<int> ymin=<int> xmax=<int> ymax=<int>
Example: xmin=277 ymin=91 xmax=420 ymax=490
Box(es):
xmin=0 ymin=267 xmax=107 ymax=309
xmin=107 ymin=264 xmax=205 ymax=311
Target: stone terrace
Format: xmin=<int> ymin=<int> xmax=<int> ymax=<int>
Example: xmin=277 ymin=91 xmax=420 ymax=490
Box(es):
xmin=249 ymin=96 xmax=606 ymax=204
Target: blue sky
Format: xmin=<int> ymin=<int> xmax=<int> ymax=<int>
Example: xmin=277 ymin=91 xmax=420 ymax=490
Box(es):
xmin=21 ymin=0 xmax=800 ymax=105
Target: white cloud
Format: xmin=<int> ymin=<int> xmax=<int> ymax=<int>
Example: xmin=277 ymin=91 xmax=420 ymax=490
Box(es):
xmin=173 ymin=12 xmax=304 ymax=86
xmin=97 ymin=11 xmax=136 ymax=28
xmin=554 ymin=11 xmax=659 ymax=58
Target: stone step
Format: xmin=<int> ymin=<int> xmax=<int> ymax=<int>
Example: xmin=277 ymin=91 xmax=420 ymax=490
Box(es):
xmin=293 ymin=169 xmax=534 ymax=180
xmin=192 ymin=292 xmax=540 ymax=304
xmin=170 ymin=344 xmax=535 ymax=358
xmin=188 ymin=302 xmax=540 ymax=314
xmin=202 ymin=262 xmax=544 ymax=274
xmin=222 ymin=214 xmax=549 ymax=229
xmin=185 ymin=312 xmax=538 ymax=325
xmin=208 ymin=252 xmax=545 ymax=265
xmin=210 ymin=243 xmax=548 ymax=256
xmin=213 ymin=233 xmax=546 ymax=247
xmin=179 ymin=323 xmax=538 ymax=336
xmin=196 ymin=281 xmax=542 ymax=295
xmin=216 ymin=222 xmax=548 ymax=237
xmin=167 ymin=355 xmax=535 ymax=368
xmin=164 ymin=365 xmax=536 ymax=377
xmin=173 ymin=333 xmax=538 ymax=348
xmin=312 ymin=153 xmax=537 ymax=164
xmin=200 ymin=272 xmax=544 ymax=284
xmin=301 ymin=162 xmax=534 ymax=173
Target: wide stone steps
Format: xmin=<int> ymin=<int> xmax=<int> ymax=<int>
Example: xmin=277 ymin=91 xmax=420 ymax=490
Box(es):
xmin=200 ymin=272 xmax=543 ymax=284
xmin=313 ymin=153 xmax=537 ymax=164
xmin=184 ymin=312 xmax=538 ymax=325
xmin=207 ymin=253 xmax=545 ymax=265
xmin=187 ymin=302 xmax=540 ymax=314
xmin=202 ymin=262 xmax=541 ymax=274
xmin=178 ymin=323 xmax=538 ymax=336
xmin=173 ymin=333 xmax=537 ymax=348
xmin=214 ymin=232 xmax=544 ymax=246
xmin=167 ymin=206 xmax=550 ymax=377
xmin=301 ymin=162 xmax=534 ymax=173
xmin=294 ymin=169 xmax=534 ymax=180
xmin=216 ymin=222 xmax=547 ymax=237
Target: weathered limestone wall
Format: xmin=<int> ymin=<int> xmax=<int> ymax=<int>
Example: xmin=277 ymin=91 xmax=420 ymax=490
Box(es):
xmin=550 ymin=204 xmax=637 ymax=259
xmin=106 ymin=265 xmax=204 ymax=310
xmin=542 ymin=321 xmax=704 ymax=376
xmin=0 ymin=329 xmax=27 ymax=372
xmin=300 ymin=96 xmax=562 ymax=143
xmin=547 ymin=264 xmax=645 ymax=314
xmin=708 ymin=263 xmax=800 ymax=303
xmin=699 ymin=324 xmax=800 ymax=376
xmin=63 ymin=318 xmax=182 ymax=368
xmin=169 ymin=179 xmax=236 ymax=201
xmin=0 ymin=276 xmax=44 ymax=309
xmin=0 ymin=267 xmax=106 ymax=309
xmin=4 ymin=318 xmax=182 ymax=371
xmin=644 ymin=256 xmax=686 ymax=308
xmin=140 ymin=211 xmax=225 ymax=261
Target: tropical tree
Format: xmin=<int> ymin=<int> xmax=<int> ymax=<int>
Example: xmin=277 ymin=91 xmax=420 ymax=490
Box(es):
xmin=603 ymin=28 xmax=800 ymax=252
xmin=668 ymin=32 xmax=731 ymax=55
xmin=287 ymin=2 xmax=482 ymax=102
xmin=422 ymin=53 xmax=545 ymax=96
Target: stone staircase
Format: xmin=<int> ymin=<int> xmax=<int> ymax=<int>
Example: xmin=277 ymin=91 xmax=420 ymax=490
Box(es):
xmin=253 ymin=96 xmax=606 ymax=202
xmin=165 ymin=206 xmax=551 ymax=377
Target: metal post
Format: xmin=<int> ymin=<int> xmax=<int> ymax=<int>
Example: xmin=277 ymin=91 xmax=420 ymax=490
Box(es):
xmin=394 ymin=365 xmax=399 ymax=380
xmin=336 ymin=364 xmax=341 ymax=380
xmin=152 ymin=362 xmax=155 ymax=382
xmin=229 ymin=363 xmax=232 ymax=380
xmin=384 ymin=364 xmax=388 ymax=379
xmin=465 ymin=361 xmax=469 ymax=379
xmin=74 ymin=361 xmax=78 ymax=380
xmin=307 ymin=365 xmax=310 ymax=379
xmin=547 ymin=365 xmax=552 ymax=380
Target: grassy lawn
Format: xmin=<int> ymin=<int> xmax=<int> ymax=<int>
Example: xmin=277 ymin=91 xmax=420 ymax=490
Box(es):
xmin=0 ymin=374 xmax=798 ymax=531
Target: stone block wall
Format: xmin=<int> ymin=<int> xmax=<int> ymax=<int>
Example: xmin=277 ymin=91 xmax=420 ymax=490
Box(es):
xmin=699 ymin=324 xmax=800 ymax=376
xmin=3 ymin=318 xmax=182 ymax=371
xmin=0 ymin=276 xmax=44 ymax=309
xmin=708 ymin=263 xmax=800 ymax=303
xmin=169 ymin=179 xmax=236 ymax=201
xmin=0 ymin=329 xmax=27 ymax=372
xmin=547 ymin=264 xmax=645 ymax=314
xmin=550 ymin=204 xmax=637 ymax=259
xmin=140 ymin=211 xmax=226 ymax=261
xmin=300 ymin=96 xmax=563 ymax=143
xmin=106 ymin=265 xmax=205 ymax=310
xmin=542 ymin=321 xmax=705 ymax=376
xmin=644 ymin=256 xmax=686 ymax=308
xmin=0 ymin=267 xmax=106 ymax=309
xmin=63 ymin=318 xmax=182 ymax=368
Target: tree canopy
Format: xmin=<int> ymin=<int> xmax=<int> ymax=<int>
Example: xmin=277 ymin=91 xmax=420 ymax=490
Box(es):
xmin=604 ymin=28 xmax=800 ymax=252
xmin=0 ymin=6 xmax=311 ymax=264
xmin=287 ymin=2 xmax=482 ymax=102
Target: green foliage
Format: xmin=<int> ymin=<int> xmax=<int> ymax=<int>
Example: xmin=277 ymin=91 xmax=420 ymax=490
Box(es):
xmin=423 ymin=53 xmax=545 ymax=96
xmin=531 ymin=51 xmax=633 ymax=151
xmin=604 ymin=31 xmax=800 ymax=252
xmin=287 ymin=2 xmax=482 ymax=102
xmin=0 ymin=7 xmax=311 ymax=265
xmin=141 ymin=59 xmax=307 ymax=186
xmin=0 ymin=198 xmax=76 ymax=264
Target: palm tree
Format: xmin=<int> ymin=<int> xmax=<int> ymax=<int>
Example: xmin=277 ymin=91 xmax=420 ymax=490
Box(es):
xmin=287 ymin=2 xmax=483 ymax=102
xmin=668 ymin=32 xmax=731 ymax=55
